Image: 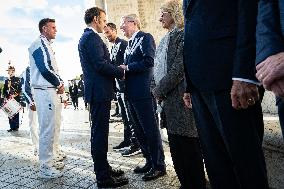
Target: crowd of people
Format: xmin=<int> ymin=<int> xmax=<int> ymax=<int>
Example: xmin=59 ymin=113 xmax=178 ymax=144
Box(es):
xmin=0 ymin=0 xmax=284 ymax=188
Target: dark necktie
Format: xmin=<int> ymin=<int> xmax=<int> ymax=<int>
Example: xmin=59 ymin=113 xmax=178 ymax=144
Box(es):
xmin=128 ymin=40 xmax=133 ymax=48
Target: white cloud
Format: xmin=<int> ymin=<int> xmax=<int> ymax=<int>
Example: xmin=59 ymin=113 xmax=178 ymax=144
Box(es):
xmin=52 ymin=5 xmax=82 ymax=19
xmin=0 ymin=1 xmax=85 ymax=82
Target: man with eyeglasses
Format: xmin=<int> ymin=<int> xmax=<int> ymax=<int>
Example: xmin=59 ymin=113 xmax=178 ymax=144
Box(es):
xmin=119 ymin=14 xmax=166 ymax=181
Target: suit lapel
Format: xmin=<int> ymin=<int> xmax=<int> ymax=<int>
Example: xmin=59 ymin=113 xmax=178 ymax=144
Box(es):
xmin=183 ymin=0 xmax=192 ymax=16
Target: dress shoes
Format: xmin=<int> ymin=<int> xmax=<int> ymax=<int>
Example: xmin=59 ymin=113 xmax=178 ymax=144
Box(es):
xmin=97 ymin=176 xmax=129 ymax=188
xmin=109 ymin=168 xmax=124 ymax=177
xmin=7 ymin=128 xmax=18 ymax=132
xmin=133 ymin=164 xmax=152 ymax=174
xmin=142 ymin=169 xmax=166 ymax=181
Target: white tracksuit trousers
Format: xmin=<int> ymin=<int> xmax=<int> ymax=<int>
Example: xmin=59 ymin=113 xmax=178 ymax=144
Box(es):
xmin=53 ymin=99 xmax=62 ymax=155
xmin=28 ymin=107 xmax=39 ymax=149
xmin=34 ymin=88 xmax=61 ymax=168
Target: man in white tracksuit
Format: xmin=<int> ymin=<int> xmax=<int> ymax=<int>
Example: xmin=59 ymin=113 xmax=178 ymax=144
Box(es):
xmin=29 ymin=18 xmax=65 ymax=179
xmin=21 ymin=66 xmax=39 ymax=154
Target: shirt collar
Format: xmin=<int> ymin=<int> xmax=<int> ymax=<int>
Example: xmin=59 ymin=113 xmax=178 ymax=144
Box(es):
xmin=40 ymin=34 xmax=53 ymax=44
xmin=87 ymin=26 xmax=99 ymax=34
xmin=129 ymin=30 xmax=140 ymax=41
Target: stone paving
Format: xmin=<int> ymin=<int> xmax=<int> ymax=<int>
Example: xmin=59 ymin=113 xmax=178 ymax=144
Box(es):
xmin=0 ymin=102 xmax=180 ymax=189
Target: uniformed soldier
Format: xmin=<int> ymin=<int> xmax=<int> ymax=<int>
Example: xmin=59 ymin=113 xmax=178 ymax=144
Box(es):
xmin=2 ymin=64 xmax=22 ymax=132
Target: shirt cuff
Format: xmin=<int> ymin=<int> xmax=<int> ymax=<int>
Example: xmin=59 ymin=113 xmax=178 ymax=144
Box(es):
xmin=126 ymin=65 xmax=129 ymax=71
xmin=232 ymin=78 xmax=261 ymax=86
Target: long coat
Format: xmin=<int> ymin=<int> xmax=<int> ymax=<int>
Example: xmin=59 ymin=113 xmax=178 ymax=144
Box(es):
xmin=152 ymin=28 xmax=198 ymax=138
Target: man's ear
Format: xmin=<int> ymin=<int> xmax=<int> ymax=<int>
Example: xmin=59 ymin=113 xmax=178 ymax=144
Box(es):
xmin=42 ymin=25 xmax=46 ymax=32
xmin=93 ymin=16 xmax=98 ymax=23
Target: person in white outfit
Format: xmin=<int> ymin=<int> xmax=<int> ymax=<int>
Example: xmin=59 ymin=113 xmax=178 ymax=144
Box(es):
xmin=29 ymin=18 xmax=65 ymax=179
xmin=21 ymin=66 xmax=39 ymax=155
xmin=21 ymin=66 xmax=66 ymax=160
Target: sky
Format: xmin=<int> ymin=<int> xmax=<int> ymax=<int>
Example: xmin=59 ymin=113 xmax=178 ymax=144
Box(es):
xmin=0 ymin=0 xmax=96 ymax=83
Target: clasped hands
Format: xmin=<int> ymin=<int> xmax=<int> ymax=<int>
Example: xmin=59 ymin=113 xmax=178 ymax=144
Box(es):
xmin=118 ymin=65 xmax=127 ymax=80
xmin=230 ymin=80 xmax=259 ymax=110
xmin=256 ymin=52 xmax=284 ymax=97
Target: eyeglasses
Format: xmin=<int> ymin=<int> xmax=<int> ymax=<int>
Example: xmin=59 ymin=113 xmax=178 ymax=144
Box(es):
xmin=160 ymin=11 xmax=171 ymax=18
xmin=120 ymin=20 xmax=135 ymax=27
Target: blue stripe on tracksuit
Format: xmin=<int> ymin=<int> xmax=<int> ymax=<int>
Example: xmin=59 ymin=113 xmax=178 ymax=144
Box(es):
xmin=21 ymin=67 xmax=34 ymax=105
xmin=31 ymin=39 xmax=62 ymax=87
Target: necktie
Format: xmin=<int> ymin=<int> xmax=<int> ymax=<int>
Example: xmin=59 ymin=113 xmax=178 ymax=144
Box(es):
xmin=128 ymin=40 xmax=133 ymax=48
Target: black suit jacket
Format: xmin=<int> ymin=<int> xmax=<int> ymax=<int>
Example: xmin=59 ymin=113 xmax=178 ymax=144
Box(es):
xmin=3 ymin=76 xmax=22 ymax=102
xmin=124 ymin=31 xmax=156 ymax=100
xmin=110 ymin=37 xmax=127 ymax=93
xmin=78 ymin=28 xmax=124 ymax=103
xmin=69 ymin=84 xmax=78 ymax=98
xmin=256 ymin=0 xmax=284 ymax=64
xmin=183 ymin=0 xmax=259 ymax=92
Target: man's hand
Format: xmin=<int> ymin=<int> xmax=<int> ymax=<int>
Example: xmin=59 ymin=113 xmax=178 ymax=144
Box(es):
xmin=256 ymin=52 xmax=284 ymax=90
xmin=30 ymin=104 xmax=36 ymax=111
xmin=269 ymin=78 xmax=284 ymax=97
xmin=231 ymin=80 xmax=259 ymax=110
xmin=118 ymin=65 xmax=127 ymax=70
xmin=57 ymin=84 xmax=64 ymax=94
xmin=183 ymin=93 xmax=192 ymax=109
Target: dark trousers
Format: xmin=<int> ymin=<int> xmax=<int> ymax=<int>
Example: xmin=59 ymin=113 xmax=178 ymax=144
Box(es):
xmin=191 ymin=89 xmax=268 ymax=189
xmin=117 ymin=94 xmax=131 ymax=144
xmin=90 ymin=100 xmax=111 ymax=180
xmin=71 ymin=96 xmax=78 ymax=108
xmin=276 ymin=97 xmax=284 ymax=139
xmin=117 ymin=93 xmax=139 ymax=147
xmin=168 ymin=134 xmax=206 ymax=189
xmin=9 ymin=112 xmax=19 ymax=130
xmin=128 ymin=98 xmax=165 ymax=171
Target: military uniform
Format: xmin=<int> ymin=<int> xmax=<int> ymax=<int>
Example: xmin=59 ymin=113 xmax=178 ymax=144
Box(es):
xmin=2 ymin=72 xmax=22 ymax=131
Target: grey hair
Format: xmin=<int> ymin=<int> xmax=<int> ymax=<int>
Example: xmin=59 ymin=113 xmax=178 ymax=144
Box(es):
xmin=121 ymin=14 xmax=141 ymax=29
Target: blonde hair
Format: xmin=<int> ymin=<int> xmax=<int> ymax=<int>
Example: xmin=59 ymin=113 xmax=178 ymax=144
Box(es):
xmin=122 ymin=14 xmax=141 ymax=29
xmin=160 ymin=0 xmax=184 ymax=28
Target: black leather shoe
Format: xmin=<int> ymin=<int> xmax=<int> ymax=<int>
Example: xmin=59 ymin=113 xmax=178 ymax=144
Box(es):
xmin=109 ymin=168 xmax=124 ymax=177
xmin=97 ymin=176 xmax=129 ymax=188
xmin=7 ymin=129 xmax=14 ymax=132
xmin=142 ymin=169 xmax=166 ymax=181
xmin=133 ymin=164 xmax=152 ymax=174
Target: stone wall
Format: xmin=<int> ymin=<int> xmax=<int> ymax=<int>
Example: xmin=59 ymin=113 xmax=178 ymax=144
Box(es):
xmin=95 ymin=0 xmax=166 ymax=44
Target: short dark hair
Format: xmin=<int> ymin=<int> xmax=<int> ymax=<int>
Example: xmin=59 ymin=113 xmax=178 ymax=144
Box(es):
xmin=106 ymin=23 xmax=117 ymax=31
xmin=39 ymin=18 xmax=55 ymax=33
xmin=84 ymin=7 xmax=105 ymax=25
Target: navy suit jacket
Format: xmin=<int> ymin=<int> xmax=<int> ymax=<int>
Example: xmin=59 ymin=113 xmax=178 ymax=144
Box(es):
xmin=183 ymin=0 xmax=259 ymax=92
xmin=124 ymin=31 xmax=156 ymax=100
xmin=78 ymin=28 xmax=124 ymax=103
xmin=110 ymin=37 xmax=127 ymax=93
xmin=256 ymin=0 xmax=284 ymax=64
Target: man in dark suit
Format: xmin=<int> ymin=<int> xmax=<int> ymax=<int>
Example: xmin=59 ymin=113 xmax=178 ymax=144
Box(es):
xmin=119 ymin=14 xmax=166 ymax=181
xmin=3 ymin=65 xmax=22 ymax=132
xmin=255 ymin=0 xmax=284 ymax=139
xmin=104 ymin=22 xmax=141 ymax=156
xmin=77 ymin=74 xmax=88 ymax=109
xmin=78 ymin=7 xmax=128 ymax=188
xmin=69 ymin=79 xmax=79 ymax=110
xmin=183 ymin=1 xmax=269 ymax=188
